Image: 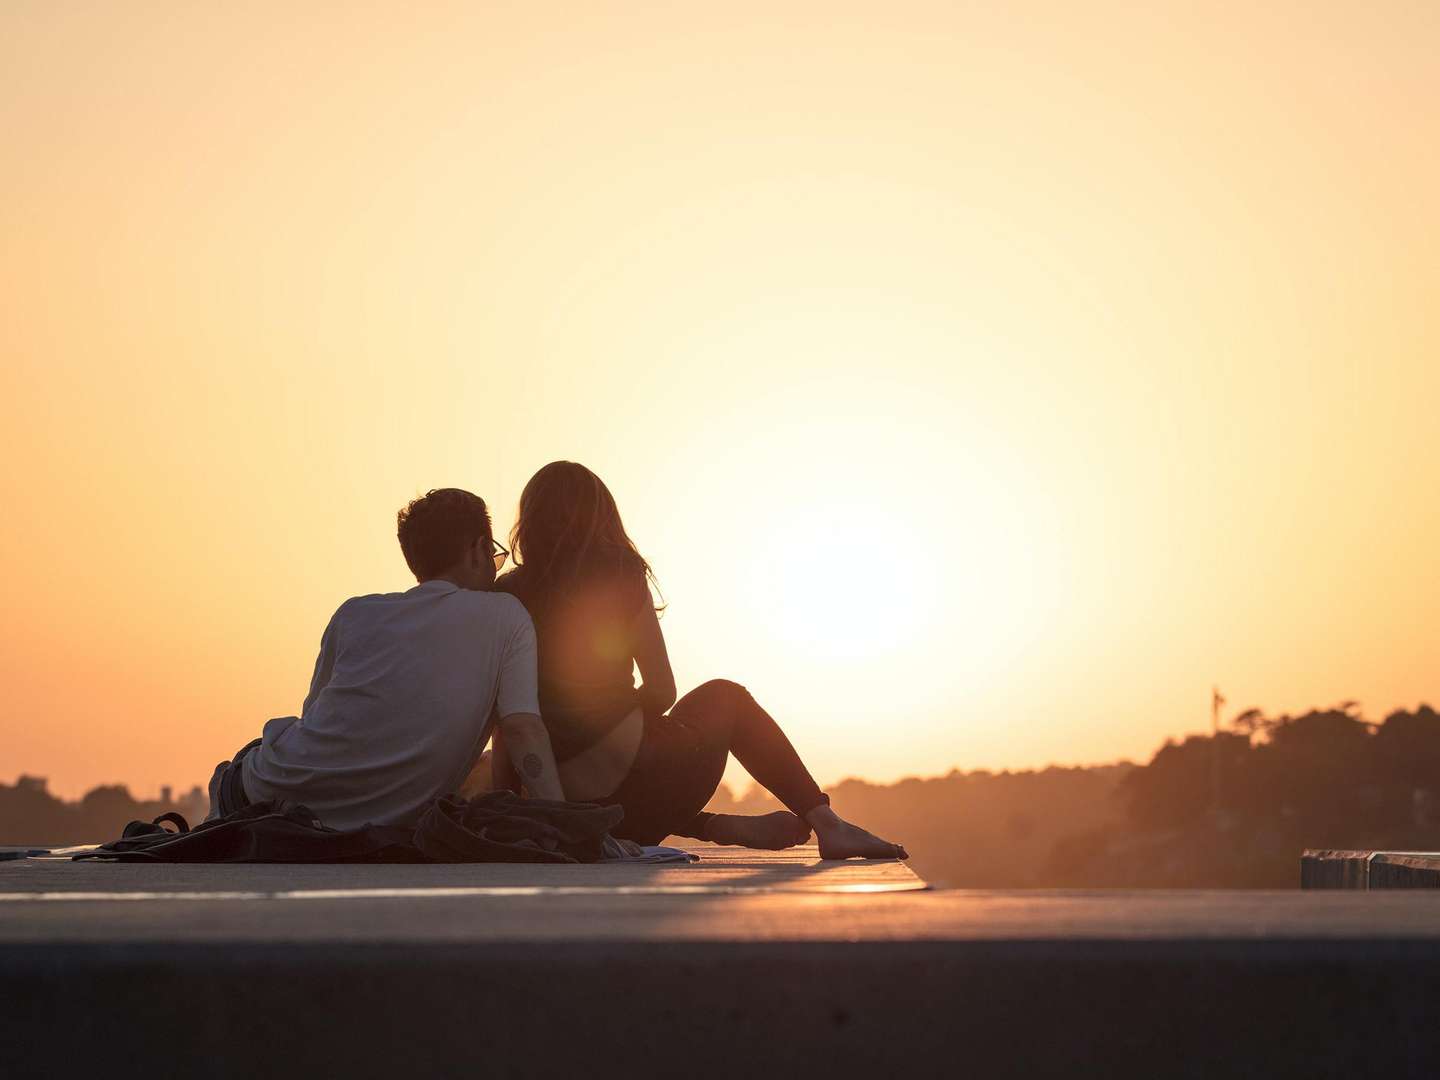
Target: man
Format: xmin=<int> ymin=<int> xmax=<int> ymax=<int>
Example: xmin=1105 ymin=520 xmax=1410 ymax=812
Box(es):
xmin=207 ymin=488 xmax=564 ymax=829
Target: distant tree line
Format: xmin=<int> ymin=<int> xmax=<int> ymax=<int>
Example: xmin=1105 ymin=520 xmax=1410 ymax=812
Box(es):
xmin=713 ymin=703 xmax=1440 ymax=888
xmin=6 ymin=702 xmax=1437 ymax=885
xmin=1047 ymin=703 xmax=1440 ymax=887
xmin=0 ymin=776 xmax=207 ymax=847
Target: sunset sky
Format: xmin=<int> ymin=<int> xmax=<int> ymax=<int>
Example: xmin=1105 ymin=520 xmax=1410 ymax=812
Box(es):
xmin=3 ymin=3 xmax=1437 ymax=800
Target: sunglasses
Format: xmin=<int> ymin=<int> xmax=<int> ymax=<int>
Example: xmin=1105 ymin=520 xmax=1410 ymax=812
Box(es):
xmin=489 ymin=538 xmax=509 ymax=572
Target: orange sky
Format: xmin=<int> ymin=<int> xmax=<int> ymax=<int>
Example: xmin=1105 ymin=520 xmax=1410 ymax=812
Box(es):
xmin=3 ymin=3 xmax=1437 ymax=799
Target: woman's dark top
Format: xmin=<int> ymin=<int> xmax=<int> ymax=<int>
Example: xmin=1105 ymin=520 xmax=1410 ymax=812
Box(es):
xmin=494 ymin=558 xmax=652 ymax=761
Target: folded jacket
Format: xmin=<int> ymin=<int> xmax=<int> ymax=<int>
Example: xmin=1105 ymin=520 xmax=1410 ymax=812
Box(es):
xmin=75 ymin=791 xmax=628 ymax=865
xmin=413 ymin=791 xmax=625 ymax=864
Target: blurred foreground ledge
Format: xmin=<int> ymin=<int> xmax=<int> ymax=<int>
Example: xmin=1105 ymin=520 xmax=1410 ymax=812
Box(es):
xmin=6 ymin=846 xmax=1440 ymax=1078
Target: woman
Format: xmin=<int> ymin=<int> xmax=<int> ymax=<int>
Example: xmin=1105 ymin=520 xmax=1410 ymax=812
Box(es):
xmin=493 ymin=460 xmax=906 ymax=860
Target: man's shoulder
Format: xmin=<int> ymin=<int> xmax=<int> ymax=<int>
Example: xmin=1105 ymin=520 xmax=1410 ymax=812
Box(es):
xmin=325 ymin=588 xmax=435 ymax=631
xmin=332 ymin=589 xmax=408 ymax=616
xmin=444 ymin=591 xmax=535 ymax=650
xmin=413 ymin=585 xmax=528 ymax=622
xmin=333 ymin=585 xmax=532 ymax=632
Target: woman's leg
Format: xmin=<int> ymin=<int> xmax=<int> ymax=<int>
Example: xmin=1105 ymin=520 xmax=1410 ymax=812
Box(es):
xmin=671 ymin=680 xmax=906 ymax=858
xmin=607 ymin=680 xmax=907 ymax=857
xmin=600 ymin=700 xmax=731 ymax=846
xmin=601 ymin=681 xmax=810 ymax=847
xmin=665 ymin=679 xmax=829 ymax=819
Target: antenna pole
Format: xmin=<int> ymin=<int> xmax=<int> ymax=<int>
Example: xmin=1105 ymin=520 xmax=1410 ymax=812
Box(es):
xmin=1211 ymin=686 xmax=1225 ymax=826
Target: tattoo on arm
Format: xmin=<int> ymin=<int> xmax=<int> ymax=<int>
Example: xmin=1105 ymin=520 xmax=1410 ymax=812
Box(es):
xmin=522 ymin=752 xmax=543 ymax=780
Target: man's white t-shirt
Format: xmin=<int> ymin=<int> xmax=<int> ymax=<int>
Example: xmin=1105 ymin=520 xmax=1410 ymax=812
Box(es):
xmin=243 ymin=580 xmax=539 ymax=831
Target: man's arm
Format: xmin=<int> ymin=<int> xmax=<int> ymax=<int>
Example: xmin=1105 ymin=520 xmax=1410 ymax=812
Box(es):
xmin=492 ymin=605 xmax=563 ymax=799
xmin=496 ymin=712 xmax=565 ymax=801
xmin=300 ymin=612 xmax=341 ymax=716
xmin=488 ymin=725 xmax=520 ymax=793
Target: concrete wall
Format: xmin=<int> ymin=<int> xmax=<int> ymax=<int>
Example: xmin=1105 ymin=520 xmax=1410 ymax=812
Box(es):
xmin=8 ymin=939 xmax=1440 ymax=1078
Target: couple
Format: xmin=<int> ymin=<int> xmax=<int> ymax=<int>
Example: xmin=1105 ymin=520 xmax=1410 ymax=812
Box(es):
xmin=209 ymin=461 xmax=906 ymax=861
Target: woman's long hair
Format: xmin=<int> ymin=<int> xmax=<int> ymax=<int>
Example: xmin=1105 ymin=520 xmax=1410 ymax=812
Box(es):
xmin=509 ymin=461 xmax=664 ymax=613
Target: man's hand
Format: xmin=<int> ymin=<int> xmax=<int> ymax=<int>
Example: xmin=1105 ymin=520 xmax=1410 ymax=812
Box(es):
xmin=496 ymin=712 xmax=565 ymax=802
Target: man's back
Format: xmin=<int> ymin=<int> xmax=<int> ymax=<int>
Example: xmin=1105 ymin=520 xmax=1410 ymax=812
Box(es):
xmin=243 ymin=580 xmax=537 ymax=830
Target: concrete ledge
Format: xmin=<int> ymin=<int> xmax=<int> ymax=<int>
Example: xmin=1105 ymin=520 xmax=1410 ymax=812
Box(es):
xmin=13 ymin=849 xmax=1440 ymax=1077
xmin=1302 ymin=850 xmax=1440 ymax=889
xmin=8 ymin=938 xmax=1440 ymax=1079
xmin=1369 ymin=853 xmax=1440 ymax=889
xmin=1301 ymin=849 xmax=1374 ymax=888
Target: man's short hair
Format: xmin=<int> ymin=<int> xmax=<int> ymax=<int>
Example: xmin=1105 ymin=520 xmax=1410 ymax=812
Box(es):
xmin=396 ymin=488 xmax=492 ymax=581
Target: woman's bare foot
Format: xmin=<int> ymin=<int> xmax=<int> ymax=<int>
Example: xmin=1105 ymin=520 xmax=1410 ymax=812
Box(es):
xmin=705 ymin=811 xmax=812 ymax=850
xmin=805 ymin=806 xmax=907 ymax=860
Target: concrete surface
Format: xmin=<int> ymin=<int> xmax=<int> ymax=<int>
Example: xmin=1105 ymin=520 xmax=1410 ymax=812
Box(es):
xmin=1302 ymin=848 xmax=1440 ymax=889
xmin=7 ymin=845 xmax=1440 ymax=1078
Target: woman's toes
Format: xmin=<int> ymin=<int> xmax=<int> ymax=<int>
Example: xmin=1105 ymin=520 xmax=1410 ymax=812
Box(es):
xmin=817 ymin=822 xmax=907 ymax=860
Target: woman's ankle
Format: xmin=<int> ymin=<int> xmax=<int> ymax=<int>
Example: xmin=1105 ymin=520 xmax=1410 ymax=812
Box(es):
xmin=688 ymin=811 xmax=719 ymax=842
xmin=706 ymin=813 xmax=759 ymax=845
xmin=804 ymin=804 xmax=842 ymax=832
